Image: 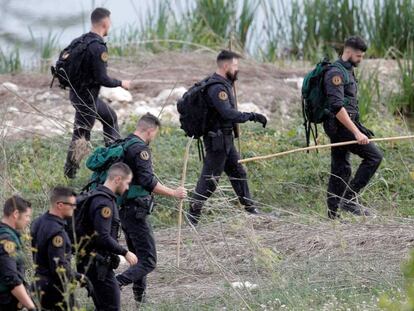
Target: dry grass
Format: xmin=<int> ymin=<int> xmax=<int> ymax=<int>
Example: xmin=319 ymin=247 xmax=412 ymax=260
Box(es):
xmin=117 ymin=208 xmax=414 ymax=309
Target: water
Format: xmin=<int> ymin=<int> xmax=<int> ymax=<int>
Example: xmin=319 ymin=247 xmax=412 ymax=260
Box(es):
xmin=0 ymin=0 xmax=159 ymax=64
xmin=0 ymin=0 xmax=272 ymax=65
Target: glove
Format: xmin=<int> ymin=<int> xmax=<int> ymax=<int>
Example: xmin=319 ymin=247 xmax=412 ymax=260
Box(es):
xmin=251 ymin=113 xmax=267 ymax=128
xmin=79 ymin=274 xmax=94 ymax=298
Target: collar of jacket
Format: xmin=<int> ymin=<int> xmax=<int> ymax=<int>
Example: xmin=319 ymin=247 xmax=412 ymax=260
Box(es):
xmin=95 ymin=184 xmax=117 ymax=200
xmin=336 ymin=58 xmax=353 ymax=70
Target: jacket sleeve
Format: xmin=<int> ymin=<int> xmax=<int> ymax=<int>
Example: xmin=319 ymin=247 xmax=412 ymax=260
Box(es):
xmin=324 ymin=69 xmax=346 ymax=115
xmin=132 ymin=147 xmax=158 ymax=192
xmin=89 ymin=42 xmax=122 ymax=88
xmin=207 ymin=85 xmax=253 ymax=124
xmin=90 ymin=202 xmax=127 ymax=256
xmin=47 ymin=232 xmax=73 ymax=281
xmin=0 ymin=240 xmax=23 ymax=289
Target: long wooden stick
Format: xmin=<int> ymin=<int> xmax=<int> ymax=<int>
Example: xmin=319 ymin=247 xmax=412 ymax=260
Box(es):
xmin=239 ymin=135 xmax=414 ymax=164
xmin=176 ymin=137 xmax=193 ymax=267
xmin=229 ymin=36 xmax=242 ymax=154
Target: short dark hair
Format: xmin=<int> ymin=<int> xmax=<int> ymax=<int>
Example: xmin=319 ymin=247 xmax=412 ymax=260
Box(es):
xmin=136 ymin=113 xmax=161 ymax=131
xmin=3 ymin=195 xmax=32 ymax=217
xmin=91 ymin=7 xmax=111 ymax=25
xmin=217 ymin=50 xmax=242 ymax=65
xmin=344 ymin=36 xmax=368 ymax=52
xmin=50 ymin=186 xmax=77 ymax=205
xmin=107 ymin=162 xmax=132 ymax=180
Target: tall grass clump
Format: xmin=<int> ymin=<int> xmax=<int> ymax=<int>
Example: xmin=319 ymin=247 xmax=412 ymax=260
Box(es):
xmin=389 ymin=46 xmax=414 ymax=114
xmin=357 ymin=71 xmax=380 ymax=123
xmin=29 ymin=29 xmax=61 ymax=72
xmin=189 ymin=0 xmax=237 ymax=48
xmin=363 ymin=0 xmax=414 ymax=58
xmin=0 ymin=47 xmax=21 ymax=73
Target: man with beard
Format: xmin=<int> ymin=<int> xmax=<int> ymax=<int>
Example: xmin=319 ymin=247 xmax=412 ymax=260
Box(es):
xmin=64 ymin=7 xmax=131 ymax=179
xmin=77 ymin=162 xmax=138 ymax=311
xmin=323 ymin=36 xmax=383 ymax=219
xmin=188 ymin=50 xmax=268 ymax=225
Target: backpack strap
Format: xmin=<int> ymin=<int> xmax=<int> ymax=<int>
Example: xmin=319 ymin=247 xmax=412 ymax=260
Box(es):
xmin=123 ymin=136 xmax=146 ymax=150
xmin=331 ymin=62 xmax=350 ymax=85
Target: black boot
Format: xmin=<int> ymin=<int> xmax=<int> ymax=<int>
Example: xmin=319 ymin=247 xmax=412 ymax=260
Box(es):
xmin=188 ymin=202 xmax=202 ymax=226
xmin=339 ymin=191 xmax=370 ymax=216
xmin=133 ymin=290 xmax=147 ymax=304
xmin=64 ymin=161 xmax=78 ymax=179
xmin=244 ymin=205 xmax=259 ymax=215
xmin=328 ymin=208 xmax=340 ymax=219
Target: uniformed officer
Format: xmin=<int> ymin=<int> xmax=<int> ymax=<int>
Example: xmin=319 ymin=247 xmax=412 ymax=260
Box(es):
xmin=115 ymin=113 xmax=187 ymax=304
xmin=323 ymin=36 xmax=383 ymax=219
xmin=0 ymin=196 xmax=36 ymax=311
xmin=31 ymin=187 xmax=89 ymax=310
xmin=188 ymin=50 xmax=268 ymax=225
xmin=77 ymin=163 xmax=138 ymax=311
xmin=64 ymin=7 xmax=131 ymax=179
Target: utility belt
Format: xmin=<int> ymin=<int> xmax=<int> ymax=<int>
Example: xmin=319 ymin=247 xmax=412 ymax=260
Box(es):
xmin=123 ymin=195 xmax=155 ymax=220
xmin=326 ymin=110 xmax=374 ymax=138
xmin=206 ymin=129 xmax=234 ymax=153
xmin=94 ymin=252 xmax=120 ymax=281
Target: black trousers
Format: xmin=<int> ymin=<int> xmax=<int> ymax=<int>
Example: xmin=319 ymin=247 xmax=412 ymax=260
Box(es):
xmin=65 ymin=96 xmax=120 ymax=169
xmin=118 ymin=205 xmax=157 ymax=299
xmin=0 ymin=294 xmax=18 ymax=311
xmin=86 ymin=262 xmax=120 ymax=311
xmin=324 ymin=120 xmax=383 ymax=216
xmin=191 ymin=134 xmax=252 ymax=207
xmin=35 ymin=277 xmax=74 ymax=311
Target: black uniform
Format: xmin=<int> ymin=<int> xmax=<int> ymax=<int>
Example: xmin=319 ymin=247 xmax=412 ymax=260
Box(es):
xmin=189 ymin=73 xmax=259 ymax=223
xmin=116 ymin=134 xmax=157 ymax=302
xmin=0 ymin=223 xmax=27 ymax=311
xmin=31 ymin=212 xmax=81 ymax=310
xmin=323 ymin=59 xmax=383 ymax=218
xmin=77 ymin=185 xmax=128 ymax=311
xmin=65 ymin=32 xmax=122 ymax=176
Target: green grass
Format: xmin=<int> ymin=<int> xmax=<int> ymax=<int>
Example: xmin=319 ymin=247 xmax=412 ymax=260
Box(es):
xmin=0 ymin=113 xmax=413 ymax=310
xmin=2 ymin=0 xmax=414 ymax=74
xmin=388 ymin=45 xmax=414 ymax=115
xmin=0 ymin=47 xmax=21 ymax=74
xmin=1 ymin=112 xmax=413 ymax=225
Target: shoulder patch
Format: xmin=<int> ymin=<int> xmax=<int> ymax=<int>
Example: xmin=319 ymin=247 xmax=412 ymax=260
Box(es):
xmin=1 ymin=240 xmax=16 ymax=254
xmin=52 ymin=235 xmax=64 ymax=248
xmin=218 ymin=91 xmax=228 ymax=101
xmin=140 ymin=151 xmax=150 ymax=161
xmin=101 ymin=206 xmax=112 ymax=219
xmin=332 ymin=75 xmax=343 ymax=86
xmin=219 ymin=91 xmax=229 ymax=101
xmin=101 ymin=52 xmax=109 ymax=62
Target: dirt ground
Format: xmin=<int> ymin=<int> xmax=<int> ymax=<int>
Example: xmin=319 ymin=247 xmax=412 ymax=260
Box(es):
xmin=0 ymin=52 xmax=400 ymax=140
xmin=116 ymin=213 xmax=414 ymax=309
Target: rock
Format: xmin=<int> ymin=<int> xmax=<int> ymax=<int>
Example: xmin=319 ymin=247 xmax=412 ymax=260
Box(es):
xmin=154 ymin=87 xmax=187 ymax=104
xmin=134 ymin=105 xmax=161 ymax=117
xmin=7 ymin=106 xmax=19 ymax=113
xmin=36 ymin=92 xmax=51 ymax=101
xmin=231 ymin=281 xmax=258 ymax=290
xmin=239 ymin=102 xmax=269 ymax=116
xmin=1 ymin=82 xmax=19 ymax=93
xmin=100 ymin=86 xmax=133 ymax=103
xmin=284 ymin=77 xmax=304 ymax=90
xmin=159 ymin=105 xmax=179 ymax=124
